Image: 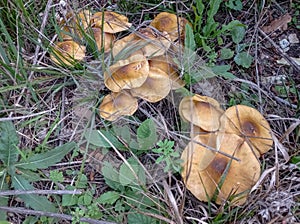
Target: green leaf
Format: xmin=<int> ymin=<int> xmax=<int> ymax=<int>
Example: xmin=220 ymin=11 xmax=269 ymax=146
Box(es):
xmin=11 ymin=175 xmax=56 ymax=212
xmin=0 ymin=121 xmax=19 ymax=166
xmin=184 ymin=24 xmax=196 ymax=52
xmin=15 ymin=142 xmax=76 ymax=170
xmin=101 ymin=162 xmax=123 ymax=191
xmin=231 ymin=26 xmax=246 ymax=44
xmin=85 ymin=129 xmax=124 ymax=149
xmin=119 ymin=157 xmax=146 ymax=186
xmin=226 ymin=0 xmax=243 ymax=11
xmin=137 ymin=119 xmax=157 ymax=150
xmin=234 ymin=51 xmax=253 ymax=68
xmin=220 ymin=48 xmax=234 ymax=59
xmin=98 ymin=191 xmax=120 ymax=205
xmin=127 ymin=213 xmax=157 ymax=224
xmin=211 ymin=65 xmax=236 ymax=79
xmin=0 ymin=171 xmax=9 ymax=220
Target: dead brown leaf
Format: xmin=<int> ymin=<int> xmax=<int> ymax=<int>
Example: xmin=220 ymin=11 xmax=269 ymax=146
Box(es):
xmin=261 ymin=13 xmax=292 ymax=33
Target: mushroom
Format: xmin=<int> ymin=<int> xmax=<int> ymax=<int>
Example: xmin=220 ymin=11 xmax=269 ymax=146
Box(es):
xmin=219 ymin=105 xmax=273 ymax=155
xmin=150 ymin=12 xmax=191 ymax=42
xmin=130 ymin=67 xmax=171 ymax=103
xmin=104 ymin=54 xmax=149 ymax=92
xmin=91 ymin=11 xmax=132 ymax=34
xmin=92 ymin=27 xmax=115 ymax=52
xmin=99 ymin=91 xmax=138 ymax=121
xmin=149 ymin=55 xmax=185 ymax=90
xmin=179 ymin=94 xmax=224 ymax=132
xmin=50 ymin=40 xmax=86 ymax=66
xmin=112 ymin=27 xmax=171 ymax=58
xmin=181 ymin=133 xmax=261 ymax=205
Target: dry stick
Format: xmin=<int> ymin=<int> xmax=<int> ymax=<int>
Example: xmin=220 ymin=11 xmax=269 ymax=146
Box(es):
xmin=0 ymin=206 xmax=116 ymax=224
xmin=0 ymin=189 xmax=82 ymax=196
xmin=0 ymin=109 xmax=56 ymax=122
xmin=258 ymin=28 xmax=300 ymax=73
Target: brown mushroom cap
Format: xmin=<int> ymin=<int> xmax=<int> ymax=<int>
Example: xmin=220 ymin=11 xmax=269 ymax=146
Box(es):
xmin=92 ymin=27 xmax=115 ymax=53
xmin=91 ymin=11 xmax=132 ymax=33
xmin=99 ymin=91 xmax=138 ymax=121
xmin=130 ymin=67 xmax=171 ymax=103
xmin=181 ymin=133 xmax=261 ymax=205
xmin=219 ymin=105 xmax=273 ymax=155
xmin=150 ymin=12 xmax=191 ymax=41
xmin=179 ymin=94 xmax=224 ymax=132
xmin=149 ymin=55 xmax=185 ymax=90
xmin=104 ymin=54 xmax=149 ymax=92
xmin=50 ymin=40 xmax=86 ymax=66
xmin=112 ymin=28 xmax=171 ymax=58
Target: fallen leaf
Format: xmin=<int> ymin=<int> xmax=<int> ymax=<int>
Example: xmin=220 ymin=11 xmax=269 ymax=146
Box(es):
xmin=261 ymin=14 xmax=292 ymax=33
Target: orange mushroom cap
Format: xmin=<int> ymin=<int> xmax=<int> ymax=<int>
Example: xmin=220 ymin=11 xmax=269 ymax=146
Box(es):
xmin=219 ymin=105 xmax=273 ymax=155
xmin=92 ymin=27 xmax=115 ymax=53
xmin=50 ymin=40 xmax=86 ymax=66
xmin=99 ymin=91 xmax=138 ymax=121
xmin=181 ymin=133 xmax=261 ymax=205
xmin=179 ymin=94 xmax=224 ymax=132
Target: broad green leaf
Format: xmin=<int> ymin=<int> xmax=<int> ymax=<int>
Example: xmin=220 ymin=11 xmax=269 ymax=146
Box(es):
xmin=184 ymin=24 xmax=196 ymax=52
xmin=101 ymin=162 xmax=123 ymax=191
xmin=226 ymin=0 xmax=243 ymax=10
xmin=12 ymin=175 xmax=56 ymax=212
xmin=85 ymin=129 xmax=124 ymax=149
xmin=211 ymin=65 xmax=236 ymax=79
xmin=220 ymin=48 xmax=234 ymax=60
xmin=234 ymin=52 xmax=253 ymax=68
xmin=127 ymin=213 xmax=157 ymax=224
xmin=15 ymin=142 xmax=76 ymax=170
xmin=119 ymin=157 xmax=146 ymax=186
xmin=0 ymin=171 xmax=9 ymax=220
xmin=62 ymin=186 xmax=78 ymax=206
xmin=0 ymin=121 xmax=19 ymax=166
xmin=98 ymin=191 xmax=120 ymax=205
xmin=137 ymin=119 xmax=157 ymax=150
xmin=231 ymin=26 xmax=246 ymax=44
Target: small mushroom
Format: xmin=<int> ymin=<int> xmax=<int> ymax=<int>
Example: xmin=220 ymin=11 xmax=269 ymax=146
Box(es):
xmin=112 ymin=27 xmax=171 ymax=58
xmin=91 ymin=11 xmax=132 ymax=34
xmin=179 ymin=94 xmax=224 ymax=132
xmin=99 ymin=91 xmax=138 ymax=121
xmin=150 ymin=12 xmax=191 ymax=42
xmin=149 ymin=55 xmax=185 ymax=90
xmin=130 ymin=67 xmax=171 ymax=103
xmin=50 ymin=40 xmax=86 ymax=66
xmin=219 ymin=105 xmax=273 ymax=155
xmin=92 ymin=27 xmax=115 ymax=52
xmin=181 ymin=133 xmax=261 ymax=205
xmin=104 ymin=54 xmax=149 ymax=92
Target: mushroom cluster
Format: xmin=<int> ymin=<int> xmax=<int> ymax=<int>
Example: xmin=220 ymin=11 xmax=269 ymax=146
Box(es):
xmin=179 ymin=94 xmax=273 ymax=205
xmin=99 ymin=12 xmax=189 ymax=121
xmin=50 ymin=10 xmax=132 ymax=66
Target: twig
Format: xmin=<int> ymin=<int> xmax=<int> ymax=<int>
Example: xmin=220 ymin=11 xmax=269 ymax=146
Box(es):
xmin=0 ymin=109 xmax=55 ymax=121
xmin=0 ymin=206 xmax=116 ymax=224
xmin=0 ymin=189 xmax=82 ymax=196
xmin=258 ymin=28 xmax=300 ymax=73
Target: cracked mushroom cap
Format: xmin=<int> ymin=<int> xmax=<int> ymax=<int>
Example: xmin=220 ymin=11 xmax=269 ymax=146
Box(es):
xmin=179 ymin=94 xmax=224 ymax=132
xmin=91 ymin=11 xmax=132 ymax=34
xmin=92 ymin=27 xmax=115 ymax=52
xmin=99 ymin=91 xmax=138 ymax=121
xmin=149 ymin=55 xmax=185 ymax=90
xmin=181 ymin=133 xmax=261 ymax=205
xmin=150 ymin=12 xmax=191 ymax=41
xmin=112 ymin=27 xmax=171 ymax=58
xmin=104 ymin=54 xmax=149 ymax=92
xmin=219 ymin=105 xmax=273 ymax=155
xmin=130 ymin=67 xmax=171 ymax=103
xmin=50 ymin=40 xmax=86 ymax=66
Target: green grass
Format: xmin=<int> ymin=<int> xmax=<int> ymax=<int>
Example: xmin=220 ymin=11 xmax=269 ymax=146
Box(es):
xmin=0 ymin=0 xmax=299 ymax=223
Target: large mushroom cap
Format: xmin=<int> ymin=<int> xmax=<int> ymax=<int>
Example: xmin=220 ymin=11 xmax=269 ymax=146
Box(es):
xmin=179 ymin=94 xmax=224 ymax=132
xmin=149 ymin=55 xmax=185 ymax=90
xmin=150 ymin=12 xmax=191 ymax=41
xmin=104 ymin=54 xmax=149 ymax=92
xmin=220 ymin=105 xmax=273 ymax=155
xmin=50 ymin=40 xmax=86 ymax=66
xmin=91 ymin=11 xmax=132 ymax=33
xmin=99 ymin=91 xmax=138 ymax=121
xmin=130 ymin=67 xmax=171 ymax=103
xmin=92 ymin=27 xmax=115 ymax=52
xmin=181 ymin=133 xmax=261 ymax=205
